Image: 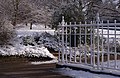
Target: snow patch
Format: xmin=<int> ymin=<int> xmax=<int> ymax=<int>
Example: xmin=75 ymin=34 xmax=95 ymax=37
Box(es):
xmin=31 ymin=59 xmax=58 ymax=65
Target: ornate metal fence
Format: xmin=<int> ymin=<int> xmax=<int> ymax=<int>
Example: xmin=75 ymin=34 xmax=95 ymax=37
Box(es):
xmin=57 ymin=16 xmax=120 ymax=70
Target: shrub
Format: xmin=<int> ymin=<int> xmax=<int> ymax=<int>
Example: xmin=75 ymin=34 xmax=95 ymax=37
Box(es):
xmin=22 ymin=36 xmax=36 ymax=46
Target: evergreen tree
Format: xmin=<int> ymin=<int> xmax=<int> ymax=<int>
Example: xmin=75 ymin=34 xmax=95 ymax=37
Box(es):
xmin=84 ymin=0 xmax=102 ymax=22
xmin=52 ymin=0 xmax=85 ymax=29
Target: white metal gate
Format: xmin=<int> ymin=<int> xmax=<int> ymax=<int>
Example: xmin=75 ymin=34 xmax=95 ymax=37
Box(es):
xmin=57 ymin=16 xmax=120 ymax=70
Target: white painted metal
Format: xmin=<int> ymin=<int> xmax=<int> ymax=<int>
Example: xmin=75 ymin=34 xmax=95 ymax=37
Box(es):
xmin=69 ymin=23 xmax=72 ymax=62
xmin=74 ymin=27 xmax=77 ymax=63
xmin=61 ymin=16 xmax=65 ymax=63
xmin=85 ymin=24 xmax=87 ymax=64
xmin=107 ymin=20 xmax=110 ymax=68
xmin=97 ymin=21 xmax=100 ymax=69
xmin=101 ymin=20 xmax=104 ymax=69
xmin=65 ymin=25 xmax=68 ymax=63
xmin=90 ymin=21 xmax=93 ymax=65
xmin=93 ymin=22 xmax=95 ymax=67
xmin=79 ymin=23 xmax=82 ymax=63
xmin=58 ymin=16 xmax=120 ymax=71
xmin=58 ymin=27 xmax=61 ymax=62
xmin=114 ymin=20 xmax=117 ymax=69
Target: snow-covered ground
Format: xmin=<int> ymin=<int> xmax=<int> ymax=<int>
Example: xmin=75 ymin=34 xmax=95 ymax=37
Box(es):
xmin=98 ymin=29 xmax=120 ymax=38
xmin=56 ymin=59 xmax=120 ymax=78
xmin=16 ymin=23 xmax=52 ymax=30
xmin=16 ymin=24 xmax=55 ymax=36
xmin=55 ymin=68 xmax=120 ymax=78
xmin=16 ymin=30 xmax=55 ymax=37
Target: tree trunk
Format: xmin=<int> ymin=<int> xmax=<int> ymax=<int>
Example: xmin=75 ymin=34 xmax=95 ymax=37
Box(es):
xmin=12 ymin=0 xmax=19 ymax=26
xmin=25 ymin=22 xmax=27 ymax=26
xmin=45 ymin=23 xmax=47 ymax=28
xmin=30 ymin=22 xmax=32 ymax=30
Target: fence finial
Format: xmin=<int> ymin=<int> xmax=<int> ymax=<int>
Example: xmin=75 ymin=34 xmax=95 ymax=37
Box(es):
xmin=61 ymin=16 xmax=65 ymax=26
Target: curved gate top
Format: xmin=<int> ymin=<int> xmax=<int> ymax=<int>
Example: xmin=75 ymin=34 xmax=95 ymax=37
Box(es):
xmin=57 ymin=16 xmax=120 ymax=71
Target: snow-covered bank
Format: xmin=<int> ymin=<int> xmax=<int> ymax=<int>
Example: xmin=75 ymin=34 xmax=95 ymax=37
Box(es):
xmin=0 ymin=45 xmax=55 ymax=59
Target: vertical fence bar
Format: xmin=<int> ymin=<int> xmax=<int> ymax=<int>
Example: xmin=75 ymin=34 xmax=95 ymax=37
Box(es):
xmin=90 ymin=21 xmax=93 ymax=65
xmin=62 ymin=26 xmax=65 ymax=63
xmin=97 ymin=21 xmax=100 ymax=69
xmin=114 ymin=20 xmax=117 ymax=68
xmin=74 ymin=22 xmax=77 ymax=63
xmin=107 ymin=20 xmax=110 ymax=68
xmin=101 ymin=20 xmax=104 ymax=69
xmin=58 ymin=26 xmax=61 ymax=62
xmin=93 ymin=21 xmax=95 ymax=66
xmin=65 ymin=23 xmax=68 ymax=63
xmin=79 ymin=22 xmax=82 ymax=63
xmin=69 ymin=22 xmax=72 ymax=62
xmin=85 ymin=21 xmax=87 ymax=64
xmin=61 ymin=16 xmax=65 ymax=63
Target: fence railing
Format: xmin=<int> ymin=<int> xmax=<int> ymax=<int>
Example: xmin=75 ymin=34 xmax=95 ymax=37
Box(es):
xmin=57 ymin=16 xmax=120 ymax=70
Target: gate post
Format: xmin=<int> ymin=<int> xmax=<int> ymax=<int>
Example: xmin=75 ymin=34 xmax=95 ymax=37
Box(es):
xmin=61 ymin=16 xmax=65 ymax=63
